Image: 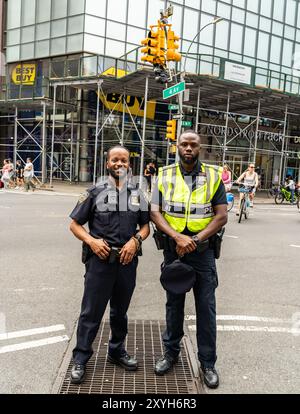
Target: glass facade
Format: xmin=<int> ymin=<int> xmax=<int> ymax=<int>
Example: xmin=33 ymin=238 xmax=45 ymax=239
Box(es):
xmin=5 ymin=0 xmax=300 ymax=81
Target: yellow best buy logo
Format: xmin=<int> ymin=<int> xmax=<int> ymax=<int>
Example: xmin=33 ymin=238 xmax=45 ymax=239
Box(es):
xmin=12 ymin=64 xmax=36 ymax=85
xmin=100 ymin=67 xmax=156 ymax=120
xmin=99 ymin=93 xmax=156 ymax=121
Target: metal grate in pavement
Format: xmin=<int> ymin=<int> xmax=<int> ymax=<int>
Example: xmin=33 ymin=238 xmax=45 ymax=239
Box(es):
xmin=56 ymin=320 xmax=202 ymax=395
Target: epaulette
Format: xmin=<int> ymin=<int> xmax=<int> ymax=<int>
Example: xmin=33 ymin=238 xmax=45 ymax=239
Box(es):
xmin=89 ymin=180 xmax=108 ymax=195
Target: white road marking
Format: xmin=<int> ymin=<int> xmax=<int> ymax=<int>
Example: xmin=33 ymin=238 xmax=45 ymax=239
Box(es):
xmin=188 ymin=325 xmax=294 ymax=334
xmin=0 ymin=325 xmax=65 ymax=341
xmin=224 ymin=235 xmax=239 ymax=239
xmin=11 ymin=288 xmax=56 ymax=293
xmin=185 ymin=315 xmax=291 ymax=323
xmin=0 ymin=335 xmax=69 ymax=354
xmin=290 ymin=245 xmax=300 ymax=249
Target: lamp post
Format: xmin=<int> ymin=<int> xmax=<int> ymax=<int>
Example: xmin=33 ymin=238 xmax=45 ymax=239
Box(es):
xmin=175 ymin=17 xmax=223 ymax=162
xmin=182 ymin=17 xmax=223 ymax=74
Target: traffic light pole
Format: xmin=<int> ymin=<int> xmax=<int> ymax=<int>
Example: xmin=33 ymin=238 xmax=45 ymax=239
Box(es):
xmin=175 ymin=73 xmax=184 ymax=163
xmin=139 ymin=76 xmax=149 ymax=189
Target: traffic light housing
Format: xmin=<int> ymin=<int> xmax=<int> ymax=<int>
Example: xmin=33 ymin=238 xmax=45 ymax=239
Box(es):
xmin=166 ymin=120 xmax=177 ymax=141
xmin=141 ymin=30 xmax=159 ymax=63
xmin=166 ymin=29 xmax=181 ymax=62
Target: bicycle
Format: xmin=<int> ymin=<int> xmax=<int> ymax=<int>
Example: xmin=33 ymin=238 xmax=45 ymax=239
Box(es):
xmin=226 ymin=192 xmax=235 ymax=212
xmin=275 ymin=186 xmax=299 ymax=205
xmin=237 ymin=185 xmax=252 ymax=223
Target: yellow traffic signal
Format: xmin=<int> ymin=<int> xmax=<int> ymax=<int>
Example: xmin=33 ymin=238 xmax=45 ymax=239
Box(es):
xmin=166 ymin=120 xmax=177 ymax=141
xmin=141 ymin=30 xmax=159 ymax=63
xmin=157 ymin=27 xmax=166 ymax=65
xmin=166 ymin=28 xmax=181 ymax=62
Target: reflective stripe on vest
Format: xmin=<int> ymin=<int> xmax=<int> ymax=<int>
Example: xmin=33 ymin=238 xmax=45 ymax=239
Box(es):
xmin=158 ymin=163 xmax=222 ymax=233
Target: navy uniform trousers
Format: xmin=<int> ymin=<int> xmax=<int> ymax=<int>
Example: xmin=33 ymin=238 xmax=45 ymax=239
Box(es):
xmin=73 ymin=254 xmax=138 ymax=365
xmin=162 ymin=248 xmax=218 ymax=369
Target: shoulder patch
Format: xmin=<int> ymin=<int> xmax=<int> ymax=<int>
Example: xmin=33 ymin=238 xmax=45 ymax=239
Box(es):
xmin=78 ymin=191 xmax=89 ymax=204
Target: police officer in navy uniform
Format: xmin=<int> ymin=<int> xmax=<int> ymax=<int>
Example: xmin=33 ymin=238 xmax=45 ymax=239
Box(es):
xmin=69 ymin=145 xmax=150 ymax=384
xmin=151 ymin=131 xmax=228 ymax=389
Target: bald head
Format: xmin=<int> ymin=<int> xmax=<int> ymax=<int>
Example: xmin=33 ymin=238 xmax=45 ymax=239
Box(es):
xmin=179 ymin=130 xmax=201 ymax=143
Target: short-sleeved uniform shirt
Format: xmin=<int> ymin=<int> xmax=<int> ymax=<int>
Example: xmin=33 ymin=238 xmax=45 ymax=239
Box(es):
xmin=70 ymin=180 xmax=150 ymax=246
xmin=151 ymin=161 xmax=227 ymax=236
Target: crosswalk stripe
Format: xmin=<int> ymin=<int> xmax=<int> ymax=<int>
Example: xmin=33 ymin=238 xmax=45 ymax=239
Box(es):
xmin=188 ymin=325 xmax=295 ymax=334
xmin=0 ymin=336 xmax=69 ymax=354
xmin=0 ymin=325 xmax=65 ymax=341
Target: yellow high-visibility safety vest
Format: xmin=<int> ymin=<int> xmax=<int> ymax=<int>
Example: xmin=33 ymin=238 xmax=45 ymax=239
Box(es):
xmin=157 ymin=163 xmax=223 ymax=233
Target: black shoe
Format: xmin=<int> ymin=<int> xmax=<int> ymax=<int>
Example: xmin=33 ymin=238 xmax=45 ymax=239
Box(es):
xmin=107 ymin=352 xmax=138 ymax=371
xmin=70 ymin=363 xmax=86 ymax=384
xmin=201 ymin=367 xmax=219 ymax=389
xmin=154 ymin=354 xmax=178 ymax=376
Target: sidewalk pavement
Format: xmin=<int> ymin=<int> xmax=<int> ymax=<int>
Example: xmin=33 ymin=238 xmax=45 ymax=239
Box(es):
xmin=37 ymin=181 xmax=278 ymax=204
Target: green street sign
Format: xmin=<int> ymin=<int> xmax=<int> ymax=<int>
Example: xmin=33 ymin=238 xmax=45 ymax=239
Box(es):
xmin=163 ymin=82 xmax=186 ymax=99
xmin=182 ymin=121 xmax=192 ymax=127
xmin=168 ymin=104 xmax=179 ymax=110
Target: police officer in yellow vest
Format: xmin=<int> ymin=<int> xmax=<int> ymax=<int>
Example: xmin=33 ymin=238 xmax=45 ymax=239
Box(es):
xmin=151 ymin=131 xmax=228 ymax=389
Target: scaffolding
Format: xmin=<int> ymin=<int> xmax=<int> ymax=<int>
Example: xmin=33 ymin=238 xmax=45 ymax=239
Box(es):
xmin=1 ymin=51 xmax=300 ymax=187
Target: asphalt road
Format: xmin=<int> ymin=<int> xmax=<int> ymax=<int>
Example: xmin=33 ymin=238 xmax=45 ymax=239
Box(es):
xmin=0 ymin=190 xmax=299 ymax=394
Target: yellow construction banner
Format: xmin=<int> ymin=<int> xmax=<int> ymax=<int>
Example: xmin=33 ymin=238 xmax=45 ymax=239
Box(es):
xmin=100 ymin=67 xmax=156 ymax=120
xmin=12 ymin=63 xmax=36 ymax=85
xmin=102 ymin=67 xmax=128 ymax=79
xmin=99 ymin=93 xmax=156 ymax=121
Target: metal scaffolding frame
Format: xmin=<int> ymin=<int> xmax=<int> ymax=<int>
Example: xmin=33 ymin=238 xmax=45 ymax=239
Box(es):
xmin=1 ymin=64 xmax=300 ymax=187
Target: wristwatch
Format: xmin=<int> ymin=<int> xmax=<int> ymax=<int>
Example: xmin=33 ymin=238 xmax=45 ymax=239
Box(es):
xmin=192 ymin=235 xmax=201 ymax=245
xmin=134 ymin=233 xmax=143 ymax=247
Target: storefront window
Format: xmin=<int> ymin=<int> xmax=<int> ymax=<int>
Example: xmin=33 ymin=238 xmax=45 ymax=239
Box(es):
xmin=230 ymin=23 xmax=243 ymax=54
xmin=36 ymin=23 xmax=50 ymax=41
xmin=7 ymin=0 xmax=21 ymax=29
xmin=36 ymin=0 xmax=51 ymax=23
xmin=52 ymin=0 xmax=68 ymax=20
xmin=21 ymin=0 xmax=36 ymax=26
xmin=128 ymin=0 xmax=146 ymax=28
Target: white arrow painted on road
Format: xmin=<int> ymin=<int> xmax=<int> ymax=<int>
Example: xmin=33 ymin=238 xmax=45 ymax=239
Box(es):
xmin=0 ymin=336 xmax=69 ymax=354
xmin=290 ymin=245 xmax=300 ymax=249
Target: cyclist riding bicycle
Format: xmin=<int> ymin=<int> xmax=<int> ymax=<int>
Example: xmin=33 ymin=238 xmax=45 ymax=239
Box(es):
xmin=236 ymin=164 xmax=259 ymax=215
xmin=284 ymin=175 xmax=295 ymax=203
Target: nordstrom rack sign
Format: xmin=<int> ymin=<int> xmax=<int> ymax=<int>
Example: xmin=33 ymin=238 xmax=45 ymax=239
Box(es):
xmin=202 ymin=124 xmax=284 ymax=143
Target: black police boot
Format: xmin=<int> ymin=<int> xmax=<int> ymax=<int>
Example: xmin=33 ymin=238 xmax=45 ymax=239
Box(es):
xmin=70 ymin=363 xmax=86 ymax=384
xmin=107 ymin=352 xmax=138 ymax=371
xmin=201 ymin=367 xmax=219 ymax=389
xmin=154 ymin=354 xmax=178 ymax=376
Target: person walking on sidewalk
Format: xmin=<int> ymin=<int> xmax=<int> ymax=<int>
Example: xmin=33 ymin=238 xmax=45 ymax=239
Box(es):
xmin=23 ymin=158 xmax=36 ymax=192
xmin=15 ymin=160 xmax=24 ymax=189
xmin=151 ymin=131 xmax=228 ymax=389
xmin=69 ymin=145 xmax=150 ymax=384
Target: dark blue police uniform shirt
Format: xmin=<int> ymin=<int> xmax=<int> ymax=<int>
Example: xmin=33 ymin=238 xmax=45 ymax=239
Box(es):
xmin=70 ymin=180 xmax=150 ymax=246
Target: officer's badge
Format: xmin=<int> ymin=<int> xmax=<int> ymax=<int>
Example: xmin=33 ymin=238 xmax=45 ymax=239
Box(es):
xmin=197 ymin=175 xmax=207 ymax=186
xmin=131 ymin=196 xmax=140 ymax=206
xmin=78 ymin=191 xmax=89 ymax=204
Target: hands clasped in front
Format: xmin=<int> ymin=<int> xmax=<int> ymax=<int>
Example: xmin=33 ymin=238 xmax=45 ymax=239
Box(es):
xmin=174 ymin=234 xmax=197 ymax=257
xmin=89 ymin=238 xmax=138 ymax=266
